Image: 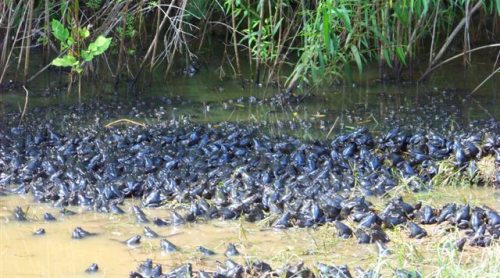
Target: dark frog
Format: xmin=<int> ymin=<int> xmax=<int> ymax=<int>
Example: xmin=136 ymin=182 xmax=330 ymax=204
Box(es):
xmin=72 ymin=227 xmax=96 ymax=239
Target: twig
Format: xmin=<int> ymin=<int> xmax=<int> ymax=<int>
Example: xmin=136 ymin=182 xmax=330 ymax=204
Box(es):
xmin=27 ymin=53 xmax=63 ymax=83
xmin=0 ymin=1 xmax=26 ymax=84
xmin=230 ymin=0 xmax=241 ymax=76
xmin=104 ymin=119 xmax=146 ymax=128
xmin=23 ymin=0 xmax=34 ymax=83
xmin=254 ymin=0 xmax=265 ymax=85
xmin=420 ymin=0 xmax=483 ymax=81
xmin=326 ymin=116 xmax=339 ymax=140
xmin=19 ymin=85 xmax=29 ymax=123
xmin=418 ymin=44 xmax=500 ymax=83
xmin=370 ymin=113 xmax=380 ymax=127
xmin=470 ymin=66 xmax=500 ymax=95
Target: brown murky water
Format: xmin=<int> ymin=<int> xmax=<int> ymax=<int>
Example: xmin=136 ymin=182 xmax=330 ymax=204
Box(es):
xmin=1 ymin=186 xmax=498 ymax=277
xmin=0 ymin=195 xmax=364 ymax=277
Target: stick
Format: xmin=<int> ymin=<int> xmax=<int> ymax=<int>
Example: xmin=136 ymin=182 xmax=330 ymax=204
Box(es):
xmin=23 ymin=0 xmax=34 ymax=83
xmin=326 ymin=116 xmax=339 ymax=140
xmin=105 ymin=119 xmax=146 ymax=128
xmin=231 ymin=0 xmax=241 ymax=76
xmin=20 ymin=85 xmax=29 ymax=123
xmin=420 ymin=1 xmax=482 ymax=81
xmin=470 ymin=66 xmax=500 ymax=95
xmin=418 ymin=43 xmax=500 ymax=83
xmin=254 ymin=0 xmax=265 ymax=85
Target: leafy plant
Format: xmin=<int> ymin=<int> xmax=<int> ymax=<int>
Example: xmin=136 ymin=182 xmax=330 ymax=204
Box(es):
xmin=51 ymin=19 xmax=111 ymax=74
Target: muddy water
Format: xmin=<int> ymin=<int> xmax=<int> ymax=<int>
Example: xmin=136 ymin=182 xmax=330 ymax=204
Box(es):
xmin=1 ymin=186 xmax=498 ymax=277
xmin=0 ymin=196 xmax=367 ymax=277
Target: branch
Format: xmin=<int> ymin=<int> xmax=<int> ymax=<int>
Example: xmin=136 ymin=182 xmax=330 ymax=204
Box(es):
xmin=419 ymin=0 xmax=483 ymax=81
xmin=19 ymin=85 xmax=29 ymax=123
xmin=470 ymin=65 xmax=500 ymax=95
xmin=418 ymin=43 xmax=500 ymax=83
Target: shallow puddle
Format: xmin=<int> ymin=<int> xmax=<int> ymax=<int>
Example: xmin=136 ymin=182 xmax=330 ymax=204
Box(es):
xmin=1 ymin=186 xmax=498 ymax=277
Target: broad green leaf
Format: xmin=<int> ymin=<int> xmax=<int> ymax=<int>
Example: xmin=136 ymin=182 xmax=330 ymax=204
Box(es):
xmin=74 ymin=66 xmax=83 ymax=74
xmin=81 ymin=51 xmax=94 ymax=62
xmin=51 ymin=19 xmax=69 ymax=43
xmin=66 ymin=36 xmax=74 ymax=47
xmin=51 ymin=54 xmax=78 ymax=67
xmin=86 ymin=36 xmax=112 ymax=56
xmin=79 ymin=27 xmax=90 ymax=39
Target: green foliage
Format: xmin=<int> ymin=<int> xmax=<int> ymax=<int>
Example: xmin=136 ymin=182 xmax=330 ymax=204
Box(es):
xmin=52 ymin=55 xmax=78 ymax=68
xmin=116 ymin=14 xmax=137 ymax=56
xmin=116 ymin=14 xmax=136 ymax=39
xmin=224 ymin=0 xmax=499 ymax=86
xmin=51 ymin=19 xmax=70 ymax=48
xmin=81 ymin=36 xmax=112 ymax=62
xmin=2 ymin=0 xmax=499 ymax=86
xmin=85 ymin=0 xmax=102 ymax=10
xmin=50 ymin=19 xmax=111 ymax=74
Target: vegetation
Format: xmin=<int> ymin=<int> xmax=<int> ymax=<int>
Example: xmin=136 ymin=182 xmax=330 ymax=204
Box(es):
xmin=50 ymin=18 xmax=111 ymax=98
xmin=0 ymin=0 xmax=499 ymax=91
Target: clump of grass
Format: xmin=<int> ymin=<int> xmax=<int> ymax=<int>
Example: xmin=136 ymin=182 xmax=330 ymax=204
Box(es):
xmin=430 ymin=155 xmax=498 ymax=189
xmin=308 ymin=223 xmax=341 ymax=256
xmin=268 ymin=248 xmax=304 ymax=274
xmin=235 ymin=216 xmax=248 ymax=243
xmin=433 ymin=234 xmax=500 ymax=277
xmin=381 ymin=156 xmax=497 ymax=206
xmin=477 ymin=156 xmax=497 ymax=186
xmin=430 ymin=158 xmax=470 ymax=188
xmin=256 ymin=212 xmax=277 ymax=228
xmin=387 ymin=226 xmax=425 ymax=270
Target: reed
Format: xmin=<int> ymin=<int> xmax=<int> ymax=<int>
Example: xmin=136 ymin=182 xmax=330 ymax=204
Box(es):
xmin=0 ymin=0 xmax=498 ymax=90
